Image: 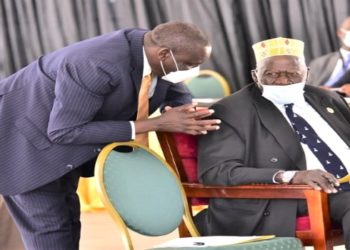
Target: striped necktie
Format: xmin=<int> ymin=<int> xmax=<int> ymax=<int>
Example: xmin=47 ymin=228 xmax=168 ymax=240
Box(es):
xmin=284 ymin=103 xmax=350 ymax=190
xmin=135 ymin=74 xmax=152 ymax=146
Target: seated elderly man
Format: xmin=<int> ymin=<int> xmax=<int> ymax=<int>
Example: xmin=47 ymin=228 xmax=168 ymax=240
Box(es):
xmin=197 ymin=37 xmax=350 ymax=248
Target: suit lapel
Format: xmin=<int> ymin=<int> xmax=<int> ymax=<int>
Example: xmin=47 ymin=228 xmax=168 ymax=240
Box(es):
xmin=252 ymin=87 xmax=306 ymax=170
xmin=317 ymin=53 xmax=339 ymax=86
xmin=127 ymin=29 xmax=147 ymax=94
xmin=304 ymin=90 xmax=350 ymax=146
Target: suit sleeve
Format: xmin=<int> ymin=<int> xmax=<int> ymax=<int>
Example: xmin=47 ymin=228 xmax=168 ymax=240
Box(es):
xmin=308 ymin=58 xmax=323 ymax=86
xmin=160 ymin=81 xmax=192 ymax=111
xmin=198 ymin=103 xmax=280 ymax=186
xmin=47 ymin=59 xmax=132 ymax=144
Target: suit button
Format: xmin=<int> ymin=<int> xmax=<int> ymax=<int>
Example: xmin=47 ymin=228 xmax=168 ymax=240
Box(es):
xmin=66 ymin=164 xmax=74 ymax=169
xmin=94 ymin=148 xmax=101 ymax=153
xmin=270 ymin=157 xmax=278 ymax=163
xmin=263 ymin=211 xmax=270 ymax=216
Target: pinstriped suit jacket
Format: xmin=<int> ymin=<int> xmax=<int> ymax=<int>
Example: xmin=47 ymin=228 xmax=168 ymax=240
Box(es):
xmin=0 ymin=29 xmax=192 ymax=195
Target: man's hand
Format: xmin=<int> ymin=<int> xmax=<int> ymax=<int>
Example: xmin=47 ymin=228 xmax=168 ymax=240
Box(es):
xmin=134 ymin=103 xmax=221 ymax=135
xmin=339 ymin=83 xmax=350 ymax=96
xmin=291 ymin=170 xmax=339 ymax=193
xmin=157 ymin=103 xmax=221 ymax=135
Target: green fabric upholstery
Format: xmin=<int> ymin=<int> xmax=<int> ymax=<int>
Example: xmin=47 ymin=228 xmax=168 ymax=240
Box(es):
xmin=103 ymin=148 xmax=183 ymax=236
xmin=187 ymin=77 xmax=226 ymax=98
xmin=99 ymin=144 xmax=303 ymax=250
xmin=152 ymin=237 xmax=303 ymax=250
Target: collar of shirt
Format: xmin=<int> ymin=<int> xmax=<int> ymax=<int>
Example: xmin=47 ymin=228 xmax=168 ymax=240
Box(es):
xmin=262 ymin=93 xmax=307 ymax=110
xmin=142 ymin=47 xmax=152 ymax=77
xmin=339 ymin=48 xmax=350 ymax=63
xmin=142 ymin=47 xmax=158 ymax=98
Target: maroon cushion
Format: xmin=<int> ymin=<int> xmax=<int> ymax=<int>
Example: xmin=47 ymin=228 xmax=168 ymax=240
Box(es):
xmin=173 ymin=133 xmax=208 ymax=205
xmin=296 ymin=216 xmax=311 ymax=230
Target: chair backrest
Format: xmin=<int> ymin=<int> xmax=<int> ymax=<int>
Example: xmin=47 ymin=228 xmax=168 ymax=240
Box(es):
xmin=94 ymin=142 xmax=199 ymax=250
xmin=156 ymin=132 xmax=208 ymax=206
xmin=185 ymin=70 xmax=231 ymax=98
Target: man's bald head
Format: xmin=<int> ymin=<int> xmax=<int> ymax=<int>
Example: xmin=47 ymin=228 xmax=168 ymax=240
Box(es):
xmin=148 ymin=21 xmax=210 ymax=55
xmin=144 ymin=22 xmax=212 ymax=77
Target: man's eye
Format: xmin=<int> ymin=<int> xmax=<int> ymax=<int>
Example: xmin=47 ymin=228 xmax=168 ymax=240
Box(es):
xmin=265 ymin=72 xmax=278 ymax=77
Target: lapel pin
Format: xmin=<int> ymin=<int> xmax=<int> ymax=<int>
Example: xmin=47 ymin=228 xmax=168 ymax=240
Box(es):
xmin=326 ymin=107 xmax=335 ymax=113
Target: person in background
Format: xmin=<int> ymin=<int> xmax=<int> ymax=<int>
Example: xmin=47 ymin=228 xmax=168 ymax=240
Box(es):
xmin=0 ymin=21 xmax=221 ymax=250
xmin=197 ymin=37 xmax=350 ymax=248
xmin=0 ymin=196 xmax=24 ymax=250
xmin=309 ymin=17 xmax=350 ymax=96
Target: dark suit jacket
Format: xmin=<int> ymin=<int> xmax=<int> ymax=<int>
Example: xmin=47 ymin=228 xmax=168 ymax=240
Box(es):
xmin=308 ymin=51 xmax=350 ymax=87
xmin=0 ymin=29 xmax=191 ymax=195
xmin=197 ymin=84 xmax=350 ymax=236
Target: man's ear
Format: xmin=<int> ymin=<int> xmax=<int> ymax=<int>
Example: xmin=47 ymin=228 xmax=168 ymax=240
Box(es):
xmin=251 ymin=69 xmax=258 ymax=83
xmin=158 ymin=48 xmax=171 ymax=61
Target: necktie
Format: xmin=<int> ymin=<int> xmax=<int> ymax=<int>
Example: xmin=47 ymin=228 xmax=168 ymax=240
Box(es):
xmin=135 ymin=74 xmax=152 ymax=146
xmin=324 ymin=54 xmax=350 ymax=87
xmin=284 ymin=103 xmax=350 ymax=190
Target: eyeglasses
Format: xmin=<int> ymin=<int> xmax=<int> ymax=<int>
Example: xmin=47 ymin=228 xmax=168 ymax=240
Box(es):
xmin=257 ymin=70 xmax=307 ymax=84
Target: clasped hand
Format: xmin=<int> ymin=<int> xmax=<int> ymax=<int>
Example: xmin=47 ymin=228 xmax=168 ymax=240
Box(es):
xmin=159 ymin=103 xmax=221 ymax=135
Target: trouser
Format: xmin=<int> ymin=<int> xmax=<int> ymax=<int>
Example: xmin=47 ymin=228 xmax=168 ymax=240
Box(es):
xmin=3 ymin=167 xmax=82 ymax=250
xmin=0 ymin=196 xmax=24 ymax=250
xmin=298 ymin=191 xmax=350 ymax=250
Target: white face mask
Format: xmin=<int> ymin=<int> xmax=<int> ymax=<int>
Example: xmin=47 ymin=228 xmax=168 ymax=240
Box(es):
xmin=160 ymin=50 xmax=200 ymax=83
xmin=342 ymin=31 xmax=350 ymax=47
xmin=260 ymin=82 xmax=306 ymax=105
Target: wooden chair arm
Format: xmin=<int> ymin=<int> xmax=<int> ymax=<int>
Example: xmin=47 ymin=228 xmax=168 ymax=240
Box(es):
xmin=183 ymin=183 xmax=333 ymax=249
xmin=183 ymin=183 xmax=320 ymax=199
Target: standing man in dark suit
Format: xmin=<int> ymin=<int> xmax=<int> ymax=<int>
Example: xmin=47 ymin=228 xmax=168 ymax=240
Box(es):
xmin=197 ymin=37 xmax=350 ymax=248
xmin=0 ymin=21 xmax=221 ymax=250
xmin=309 ymin=17 xmax=350 ymax=96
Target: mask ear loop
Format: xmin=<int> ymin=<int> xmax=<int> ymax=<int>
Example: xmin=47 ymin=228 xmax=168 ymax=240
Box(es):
xmin=160 ymin=60 xmax=167 ymax=76
xmin=169 ymin=50 xmax=179 ymax=71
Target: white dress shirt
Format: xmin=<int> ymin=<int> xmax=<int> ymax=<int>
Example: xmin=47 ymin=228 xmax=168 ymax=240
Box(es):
xmin=268 ymin=97 xmax=350 ymax=172
xmin=130 ymin=47 xmax=158 ymax=139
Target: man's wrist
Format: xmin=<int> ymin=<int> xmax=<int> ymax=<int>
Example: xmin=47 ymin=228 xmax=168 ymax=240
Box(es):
xmin=274 ymin=171 xmax=297 ymax=184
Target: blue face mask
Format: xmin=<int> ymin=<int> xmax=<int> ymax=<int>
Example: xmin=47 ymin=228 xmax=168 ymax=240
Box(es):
xmin=160 ymin=50 xmax=200 ymax=83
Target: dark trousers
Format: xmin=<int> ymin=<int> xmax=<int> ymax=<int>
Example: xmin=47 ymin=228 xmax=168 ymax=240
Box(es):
xmin=297 ymin=191 xmax=350 ymax=250
xmin=4 ymin=167 xmax=82 ymax=250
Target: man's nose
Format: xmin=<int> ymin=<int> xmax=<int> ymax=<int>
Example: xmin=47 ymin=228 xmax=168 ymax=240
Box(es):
xmin=275 ymin=75 xmax=290 ymax=84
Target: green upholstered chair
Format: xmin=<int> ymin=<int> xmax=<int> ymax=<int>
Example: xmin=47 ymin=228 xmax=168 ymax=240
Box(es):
xmin=185 ymin=70 xmax=231 ymax=98
xmin=94 ymin=142 xmax=303 ymax=250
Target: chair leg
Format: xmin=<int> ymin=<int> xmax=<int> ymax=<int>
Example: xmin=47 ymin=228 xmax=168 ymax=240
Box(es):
xmin=178 ymin=221 xmax=191 ymax=237
xmin=304 ymin=190 xmax=334 ymax=250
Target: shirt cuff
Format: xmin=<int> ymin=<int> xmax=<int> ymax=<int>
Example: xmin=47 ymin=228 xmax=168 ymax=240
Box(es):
xmin=272 ymin=170 xmax=284 ymax=184
xmin=129 ymin=121 xmax=135 ymax=140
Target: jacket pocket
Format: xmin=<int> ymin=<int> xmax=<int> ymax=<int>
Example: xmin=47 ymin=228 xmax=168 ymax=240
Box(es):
xmin=15 ymin=117 xmax=52 ymax=150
